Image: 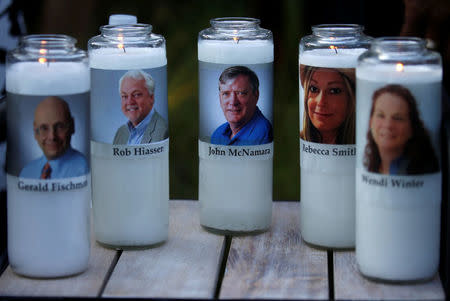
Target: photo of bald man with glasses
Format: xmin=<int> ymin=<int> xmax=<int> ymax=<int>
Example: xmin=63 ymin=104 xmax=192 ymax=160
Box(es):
xmin=20 ymin=96 xmax=88 ymax=179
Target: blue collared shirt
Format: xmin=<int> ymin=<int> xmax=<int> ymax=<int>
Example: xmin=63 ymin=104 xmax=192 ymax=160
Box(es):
xmin=389 ymin=155 xmax=409 ymax=175
xmin=127 ymin=108 xmax=155 ymax=145
xmin=211 ymin=107 xmax=273 ymax=146
xmin=20 ymin=147 xmax=89 ymax=179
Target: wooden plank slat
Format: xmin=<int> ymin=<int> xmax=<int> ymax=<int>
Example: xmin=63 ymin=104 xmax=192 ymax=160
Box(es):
xmin=0 ymin=213 xmax=118 ymax=297
xmin=334 ymin=251 xmax=445 ymax=300
xmin=102 ymin=200 xmax=225 ymax=299
xmin=220 ymin=202 xmax=329 ymax=300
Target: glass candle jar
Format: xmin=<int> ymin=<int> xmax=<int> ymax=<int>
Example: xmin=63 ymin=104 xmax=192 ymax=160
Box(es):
xmin=356 ymin=37 xmax=442 ymax=281
xmin=198 ymin=18 xmax=274 ymax=233
xmin=299 ymin=24 xmax=371 ymax=248
xmin=6 ymin=35 xmax=90 ymax=277
xmin=88 ymin=24 xmax=169 ymax=248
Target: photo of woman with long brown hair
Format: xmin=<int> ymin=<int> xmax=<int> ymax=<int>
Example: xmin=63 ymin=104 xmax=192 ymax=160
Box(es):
xmin=364 ymin=84 xmax=439 ymax=175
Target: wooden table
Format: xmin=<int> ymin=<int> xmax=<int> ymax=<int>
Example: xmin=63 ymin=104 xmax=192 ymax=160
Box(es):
xmin=0 ymin=200 xmax=445 ymax=300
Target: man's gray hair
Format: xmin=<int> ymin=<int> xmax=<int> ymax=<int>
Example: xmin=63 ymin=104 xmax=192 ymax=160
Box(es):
xmin=218 ymin=66 xmax=259 ymax=94
xmin=119 ymin=70 xmax=155 ymax=95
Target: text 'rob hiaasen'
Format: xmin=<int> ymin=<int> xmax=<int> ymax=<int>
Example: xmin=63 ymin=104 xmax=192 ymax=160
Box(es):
xmin=113 ymin=146 xmax=165 ymax=157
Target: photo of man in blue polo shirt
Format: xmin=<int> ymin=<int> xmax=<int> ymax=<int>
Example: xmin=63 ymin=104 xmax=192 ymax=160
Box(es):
xmin=211 ymin=66 xmax=273 ymax=146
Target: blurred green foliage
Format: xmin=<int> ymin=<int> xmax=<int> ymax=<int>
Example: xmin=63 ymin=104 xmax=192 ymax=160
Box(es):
xmin=29 ymin=0 xmax=308 ymax=201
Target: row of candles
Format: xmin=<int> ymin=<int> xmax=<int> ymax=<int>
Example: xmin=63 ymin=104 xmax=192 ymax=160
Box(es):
xmin=5 ymin=15 xmax=443 ymax=283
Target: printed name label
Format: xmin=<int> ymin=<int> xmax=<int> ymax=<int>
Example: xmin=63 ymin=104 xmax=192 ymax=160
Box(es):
xmin=199 ymin=141 xmax=273 ymax=160
xmin=356 ymin=168 xmax=441 ymax=207
xmin=91 ymin=138 xmax=169 ymax=159
xmin=301 ymin=140 xmax=355 ymax=157
xmin=112 ymin=146 xmax=165 ymax=157
xmin=299 ymin=139 xmax=356 ymax=173
xmin=361 ymin=173 xmax=424 ymax=189
xmin=17 ymin=175 xmax=89 ymax=192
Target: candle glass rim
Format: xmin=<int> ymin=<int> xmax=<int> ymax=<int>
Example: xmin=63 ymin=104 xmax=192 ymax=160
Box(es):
xmin=372 ymin=36 xmax=426 ymax=47
xmin=100 ymin=23 xmax=153 ymax=36
xmin=300 ymin=24 xmax=371 ymax=52
xmin=20 ymin=34 xmax=77 ymax=48
xmin=11 ymin=34 xmax=87 ymax=62
xmin=312 ymin=24 xmax=364 ymax=36
xmin=210 ymin=17 xmax=260 ymax=29
xmin=371 ymin=37 xmax=428 ymax=54
xmin=357 ymin=36 xmax=441 ymax=66
xmin=200 ymin=17 xmax=272 ymax=41
xmin=89 ymin=23 xmax=165 ymax=51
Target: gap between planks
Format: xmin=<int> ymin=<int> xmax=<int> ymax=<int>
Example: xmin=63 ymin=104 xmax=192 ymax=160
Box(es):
xmin=97 ymin=249 xmax=122 ymax=297
xmin=214 ymin=235 xmax=232 ymax=299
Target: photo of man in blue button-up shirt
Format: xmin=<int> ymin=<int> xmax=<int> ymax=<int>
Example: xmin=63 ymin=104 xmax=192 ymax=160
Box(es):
xmin=113 ymin=70 xmax=168 ymax=145
xmin=20 ymin=96 xmax=88 ymax=179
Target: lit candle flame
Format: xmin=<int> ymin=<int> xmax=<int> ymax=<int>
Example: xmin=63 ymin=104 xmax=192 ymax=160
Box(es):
xmin=39 ymin=41 xmax=49 ymax=65
xmin=396 ymin=63 xmax=404 ymax=72
xmin=330 ymin=45 xmax=338 ymax=54
xmin=233 ymin=30 xmax=239 ymax=44
xmin=117 ymin=35 xmax=125 ymax=52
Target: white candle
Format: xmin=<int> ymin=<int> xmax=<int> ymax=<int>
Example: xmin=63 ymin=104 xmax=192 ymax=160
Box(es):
xmin=6 ymin=61 xmax=90 ymax=277
xmin=6 ymin=62 xmax=90 ymax=94
xmin=89 ymin=48 xmax=166 ymax=69
xmin=299 ymin=48 xmax=366 ymax=248
xmin=198 ymin=40 xmax=273 ymax=64
xmin=300 ymin=49 xmax=366 ymax=68
xmin=198 ymin=36 xmax=274 ymax=232
xmin=89 ymin=45 xmax=169 ymax=247
xmin=356 ymin=63 xmax=442 ymax=281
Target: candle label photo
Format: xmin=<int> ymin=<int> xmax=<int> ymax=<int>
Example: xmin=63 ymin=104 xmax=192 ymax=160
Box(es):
xmin=5 ymin=92 xmax=91 ymax=278
xmin=198 ymin=62 xmax=273 ymax=159
xmin=356 ymin=80 xmax=441 ymax=197
xmin=6 ymin=92 xmax=90 ymax=185
xmin=299 ymin=65 xmax=356 ymax=146
xmin=355 ymin=78 xmax=442 ymax=281
xmin=298 ymin=64 xmax=358 ymax=248
xmin=90 ymin=66 xmax=169 ymax=247
xmin=90 ymin=66 xmax=169 ymax=158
